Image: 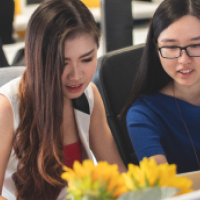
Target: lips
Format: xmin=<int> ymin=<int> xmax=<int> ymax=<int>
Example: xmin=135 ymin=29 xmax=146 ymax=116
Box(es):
xmin=177 ymin=69 xmax=194 ymax=78
xmin=67 ymin=84 xmax=82 ymax=88
xmin=65 ymin=84 xmax=83 ymax=93
xmin=178 ymin=69 xmax=193 ymax=74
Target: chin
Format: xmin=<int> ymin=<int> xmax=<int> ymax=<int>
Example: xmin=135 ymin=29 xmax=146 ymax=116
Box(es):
xmin=178 ymin=81 xmax=196 ymax=87
xmin=65 ymin=91 xmax=84 ymax=100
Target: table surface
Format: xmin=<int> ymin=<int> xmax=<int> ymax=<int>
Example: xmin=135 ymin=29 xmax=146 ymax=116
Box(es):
xmin=165 ymin=170 xmax=200 ymax=200
xmin=177 ymin=170 xmax=200 ymax=191
xmin=165 ymin=190 xmax=200 ymax=200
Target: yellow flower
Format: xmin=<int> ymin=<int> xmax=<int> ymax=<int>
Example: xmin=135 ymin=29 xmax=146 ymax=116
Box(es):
xmin=92 ymin=161 xmax=126 ymax=196
xmin=122 ymin=173 xmax=134 ymax=190
xmin=124 ymin=161 xmax=147 ymax=189
xmin=74 ymin=160 xmax=95 ymax=178
xmin=62 ymin=160 xmax=126 ymax=199
xmin=140 ymin=157 xmax=160 ymax=186
xmin=61 ymin=158 xmax=193 ymax=200
xmin=123 ymin=157 xmax=193 ymax=196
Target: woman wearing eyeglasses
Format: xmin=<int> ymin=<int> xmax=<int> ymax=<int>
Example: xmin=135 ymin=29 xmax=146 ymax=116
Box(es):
xmin=121 ymin=0 xmax=200 ymax=173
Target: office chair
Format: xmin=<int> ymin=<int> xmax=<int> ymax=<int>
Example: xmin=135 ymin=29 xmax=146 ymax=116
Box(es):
xmin=92 ymin=44 xmax=145 ymax=166
xmin=12 ymin=48 xmax=25 ymax=66
xmin=0 ymin=38 xmax=9 ymax=67
xmin=0 ymin=66 xmax=25 ymax=87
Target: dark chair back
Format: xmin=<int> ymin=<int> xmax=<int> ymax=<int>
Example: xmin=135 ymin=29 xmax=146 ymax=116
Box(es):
xmin=92 ymin=44 xmax=144 ymax=166
xmin=12 ymin=48 xmax=25 ymax=66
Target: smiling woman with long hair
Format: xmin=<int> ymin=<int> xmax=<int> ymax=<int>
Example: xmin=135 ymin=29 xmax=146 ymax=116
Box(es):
xmin=0 ymin=0 xmax=126 ymax=200
xmin=121 ymin=0 xmax=200 ymax=174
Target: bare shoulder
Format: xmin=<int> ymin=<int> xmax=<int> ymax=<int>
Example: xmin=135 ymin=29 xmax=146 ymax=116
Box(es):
xmin=89 ymin=82 xmax=107 ymax=136
xmin=90 ymin=82 xmax=103 ymax=107
xmin=0 ymin=94 xmax=14 ymax=193
xmin=0 ymin=94 xmax=14 ymax=137
xmin=90 ymin=82 xmax=99 ymax=98
xmin=89 ymin=82 xmax=105 ymax=118
xmin=0 ymin=94 xmax=13 ymax=119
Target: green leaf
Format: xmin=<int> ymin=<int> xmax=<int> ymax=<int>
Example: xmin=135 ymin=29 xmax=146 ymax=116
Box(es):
xmin=144 ymin=175 xmax=149 ymax=188
xmin=117 ymin=186 xmax=179 ymax=200
xmin=153 ymin=178 xmax=160 ymax=187
xmin=131 ymin=175 xmax=141 ymax=190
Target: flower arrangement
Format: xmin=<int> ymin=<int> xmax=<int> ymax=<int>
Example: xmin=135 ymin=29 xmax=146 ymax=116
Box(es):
xmin=61 ymin=158 xmax=193 ymax=200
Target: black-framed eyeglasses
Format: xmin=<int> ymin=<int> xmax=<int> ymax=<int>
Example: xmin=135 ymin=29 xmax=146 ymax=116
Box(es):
xmin=157 ymin=43 xmax=200 ymax=59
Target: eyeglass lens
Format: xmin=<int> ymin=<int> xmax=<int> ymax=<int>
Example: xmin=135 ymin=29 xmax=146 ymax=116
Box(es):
xmin=160 ymin=44 xmax=200 ymax=58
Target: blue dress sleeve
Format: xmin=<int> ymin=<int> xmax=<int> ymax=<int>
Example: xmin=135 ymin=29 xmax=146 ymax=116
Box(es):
xmin=126 ymin=100 xmax=166 ymax=161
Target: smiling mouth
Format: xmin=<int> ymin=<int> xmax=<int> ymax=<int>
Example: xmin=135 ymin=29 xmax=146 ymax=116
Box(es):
xmin=67 ymin=84 xmax=82 ymax=88
xmin=179 ymin=70 xmax=193 ymax=74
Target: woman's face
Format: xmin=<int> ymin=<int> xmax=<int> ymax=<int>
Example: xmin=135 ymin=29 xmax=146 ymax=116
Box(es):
xmin=61 ymin=33 xmax=98 ymax=101
xmin=157 ymin=15 xmax=200 ymax=88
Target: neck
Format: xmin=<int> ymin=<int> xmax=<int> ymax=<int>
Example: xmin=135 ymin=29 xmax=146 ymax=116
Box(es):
xmin=63 ymin=96 xmax=72 ymax=106
xmin=172 ymin=81 xmax=200 ymax=106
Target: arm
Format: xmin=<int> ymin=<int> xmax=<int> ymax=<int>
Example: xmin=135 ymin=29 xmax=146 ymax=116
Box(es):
xmin=126 ymin=100 xmax=167 ymax=164
xmin=0 ymin=94 xmax=14 ymax=196
xmin=89 ymin=83 xmax=126 ymax=172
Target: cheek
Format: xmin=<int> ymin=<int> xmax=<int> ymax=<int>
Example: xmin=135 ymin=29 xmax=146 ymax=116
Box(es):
xmin=160 ymin=57 xmax=177 ymax=76
xmin=85 ymin=60 xmax=97 ymax=77
xmin=195 ymin=58 xmax=200 ymax=67
xmin=61 ymin=67 xmax=69 ymax=83
xmin=160 ymin=57 xmax=168 ymax=71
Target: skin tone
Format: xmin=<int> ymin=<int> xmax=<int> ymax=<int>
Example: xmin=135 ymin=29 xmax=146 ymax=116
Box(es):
xmin=150 ymin=15 xmax=200 ymax=164
xmin=0 ymin=95 xmax=13 ymax=197
xmin=61 ymin=34 xmax=98 ymax=145
xmin=0 ymin=33 xmax=126 ymax=197
xmin=61 ymin=34 xmax=126 ymax=170
xmin=0 ymin=196 xmax=7 ymax=200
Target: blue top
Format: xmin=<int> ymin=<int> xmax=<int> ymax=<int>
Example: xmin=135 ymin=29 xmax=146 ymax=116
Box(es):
xmin=126 ymin=92 xmax=200 ymax=173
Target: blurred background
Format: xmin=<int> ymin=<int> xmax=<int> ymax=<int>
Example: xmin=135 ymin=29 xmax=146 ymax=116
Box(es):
xmin=0 ymin=0 xmax=163 ymax=66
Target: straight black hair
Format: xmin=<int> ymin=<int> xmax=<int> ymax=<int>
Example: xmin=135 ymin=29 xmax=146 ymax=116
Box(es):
xmin=121 ymin=0 xmax=200 ymax=119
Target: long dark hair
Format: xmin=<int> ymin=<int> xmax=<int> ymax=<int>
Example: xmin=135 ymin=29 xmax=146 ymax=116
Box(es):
xmin=12 ymin=0 xmax=100 ymax=200
xmin=121 ymin=0 xmax=200 ymax=118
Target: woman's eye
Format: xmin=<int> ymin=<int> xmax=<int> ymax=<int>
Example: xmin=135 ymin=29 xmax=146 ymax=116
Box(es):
xmin=64 ymin=62 xmax=68 ymax=66
xmin=190 ymin=44 xmax=200 ymax=48
xmin=82 ymin=58 xmax=92 ymax=63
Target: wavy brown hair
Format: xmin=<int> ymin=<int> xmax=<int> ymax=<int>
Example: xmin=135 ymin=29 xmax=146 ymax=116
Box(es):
xmin=12 ymin=0 xmax=100 ymax=200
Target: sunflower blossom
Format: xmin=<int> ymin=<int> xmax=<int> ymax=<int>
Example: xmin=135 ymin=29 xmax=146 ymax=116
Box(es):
xmin=61 ymin=160 xmax=126 ymax=200
xmin=123 ymin=157 xmax=193 ymax=195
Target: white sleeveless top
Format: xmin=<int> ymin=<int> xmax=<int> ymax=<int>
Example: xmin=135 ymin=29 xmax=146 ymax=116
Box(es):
xmin=0 ymin=77 xmax=95 ymax=200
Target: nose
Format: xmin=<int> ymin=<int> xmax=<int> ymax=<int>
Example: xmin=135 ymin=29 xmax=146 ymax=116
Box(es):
xmin=178 ymin=49 xmax=191 ymax=64
xmin=68 ymin=64 xmax=82 ymax=81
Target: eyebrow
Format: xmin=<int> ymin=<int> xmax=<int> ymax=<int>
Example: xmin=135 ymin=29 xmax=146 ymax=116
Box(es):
xmin=160 ymin=36 xmax=200 ymax=43
xmin=190 ymin=36 xmax=200 ymax=41
xmin=160 ymin=39 xmax=177 ymax=43
xmin=65 ymin=49 xmax=95 ymax=60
